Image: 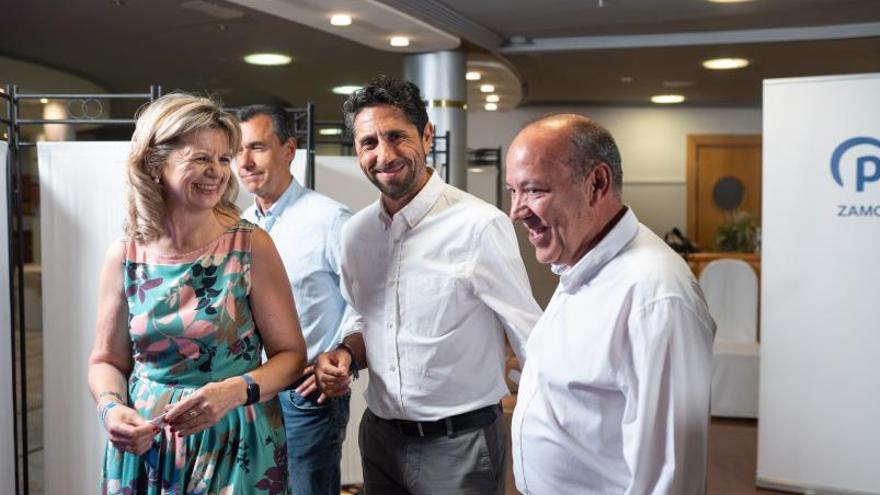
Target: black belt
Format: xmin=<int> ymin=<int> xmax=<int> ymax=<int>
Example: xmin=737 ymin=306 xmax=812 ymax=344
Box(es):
xmin=372 ymin=404 xmax=500 ymax=439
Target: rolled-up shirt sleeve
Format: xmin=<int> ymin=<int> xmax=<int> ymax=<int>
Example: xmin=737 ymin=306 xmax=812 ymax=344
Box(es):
xmin=469 ymin=215 xmax=542 ymax=366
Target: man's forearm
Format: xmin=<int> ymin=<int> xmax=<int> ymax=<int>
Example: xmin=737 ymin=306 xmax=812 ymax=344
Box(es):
xmin=343 ymin=332 xmax=368 ymax=370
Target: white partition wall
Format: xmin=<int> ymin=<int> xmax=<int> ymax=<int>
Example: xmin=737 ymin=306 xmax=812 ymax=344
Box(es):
xmin=39 ymin=142 xmax=129 ymax=495
xmin=759 ymin=73 xmax=880 ymax=494
xmin=0 ymin=141 xmax=16 ymax=495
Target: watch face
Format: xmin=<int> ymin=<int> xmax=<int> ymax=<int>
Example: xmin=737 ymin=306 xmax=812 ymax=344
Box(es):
xmin=247 ymin=383 xmax=260 ymax=405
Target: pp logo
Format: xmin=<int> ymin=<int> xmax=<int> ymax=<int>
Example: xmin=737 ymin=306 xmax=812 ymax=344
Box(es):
xmin=830 ymin=137 xmax=880 ymax=192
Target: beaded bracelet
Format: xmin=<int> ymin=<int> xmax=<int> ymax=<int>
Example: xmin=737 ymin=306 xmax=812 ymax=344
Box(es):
xmin=100 ymin=402 xmax=119 ymax=426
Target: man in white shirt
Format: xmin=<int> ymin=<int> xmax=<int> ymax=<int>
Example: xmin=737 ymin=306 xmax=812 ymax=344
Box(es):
xmin=237 ymin=105 xmax=352 ymax=495
xmin=315 ymin=75 xmax=542 ymax=495
xmin=506 ymin=114 xmax=715 ymax=494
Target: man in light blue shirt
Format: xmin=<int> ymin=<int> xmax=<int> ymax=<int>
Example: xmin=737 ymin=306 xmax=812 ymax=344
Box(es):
xmin=237 ymin=105 xmax=352 ymax=495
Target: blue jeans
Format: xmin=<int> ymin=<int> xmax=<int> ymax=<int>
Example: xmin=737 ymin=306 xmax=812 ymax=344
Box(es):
xmin=281 ymin=389 xmax=351 ymax=495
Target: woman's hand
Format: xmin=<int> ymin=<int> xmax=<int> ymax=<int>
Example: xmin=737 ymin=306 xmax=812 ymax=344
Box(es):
xmin=104 ymin=405 xmax=160 ymax=455
xmin=163 ymin=378 xmax=246 ymax=437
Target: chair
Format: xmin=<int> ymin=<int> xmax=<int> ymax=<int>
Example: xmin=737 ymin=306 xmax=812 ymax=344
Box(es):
xmin=699 ymin=259 xmax=760 ymax=418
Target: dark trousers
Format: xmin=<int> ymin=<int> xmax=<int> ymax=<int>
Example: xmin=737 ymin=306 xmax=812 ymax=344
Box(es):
xmin=358 ymin=407 xmax=506 ymax=495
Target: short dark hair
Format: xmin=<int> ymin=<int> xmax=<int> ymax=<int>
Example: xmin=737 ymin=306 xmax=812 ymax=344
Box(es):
xmin=237 ymin=104 xmax=296 ymax=145
xmin=566 ymin=118 xmax=623 ymax=193
xmin=343 ymin=75 xmax=429 ymax=138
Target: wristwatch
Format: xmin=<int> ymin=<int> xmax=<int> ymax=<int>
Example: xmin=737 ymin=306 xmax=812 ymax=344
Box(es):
xmin=242 ymin=373 xmax=260 ymax=406
xmin=336 ymin=342 xmax=360 ymax=380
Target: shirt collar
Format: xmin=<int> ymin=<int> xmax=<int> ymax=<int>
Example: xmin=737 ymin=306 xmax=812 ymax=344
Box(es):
xmin=552 ymin=207 xmax=639 ymax=293
xmin=377 ymin=168 xmax=444 ymax=229
xmin=253 ymin=176 xmax=304 ymax=221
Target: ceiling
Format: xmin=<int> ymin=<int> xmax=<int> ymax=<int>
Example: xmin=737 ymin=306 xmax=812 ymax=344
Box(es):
xmin=1 ymin=0 xmax=879 ymax=119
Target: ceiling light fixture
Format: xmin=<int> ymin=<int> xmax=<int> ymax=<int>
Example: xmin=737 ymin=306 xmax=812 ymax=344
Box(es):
xmin=707 ymin=0 xmax=752 ymax=3
xmin=651 ymin=94 xmax=685 ymax=104
xmin=466 ymin=71 xmax=481 ymax=81
xmin=703 ymin=57 xmax=750 ymax=70
xmin=332 ymin=85 xmax=361 ymax=95
xmin=244 ymin=53 xmax=292 ymax=66
xmin=319 ymin=128 xmax=343 ymax=136
xmin=486 ymin=94 xmax=500 ymax=103
xmin=390 ymin=36 xmax=410 ymax=47
xmin=480 ymin=84 xmax=495 ymax=93
xmin=620 ymin=76 xmax=634 ymax=84
xmin=485 ymin=103 xmax=498 ymax=111
xmin=330 ymin=14 xmax=352 ymax=26
xmin=40 ymin=98 xmax=49 ymax=104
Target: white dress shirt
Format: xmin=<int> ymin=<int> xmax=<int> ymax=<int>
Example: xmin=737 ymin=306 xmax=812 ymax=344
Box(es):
xmin=341 ymin=170 xmax=542 ymax=421
xmin=243 ymin=177 xmax=353 ymax=363
xmin=512 ymin=208 xmax=715 ymax=495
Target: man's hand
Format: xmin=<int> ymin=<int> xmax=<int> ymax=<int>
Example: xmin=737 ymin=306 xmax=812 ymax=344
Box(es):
xmin=315 ymin=349 xmax=352 ymax=403
xmin=294 ymin=365 xmax=318 ymax=397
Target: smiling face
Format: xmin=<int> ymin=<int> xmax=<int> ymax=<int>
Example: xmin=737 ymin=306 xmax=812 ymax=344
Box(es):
xmin=352 ymin=104 xmax=433 ymax=210
xmin=236 ymin=113 xmax=295 ymax=203
xmin=506 ymin=125 xmax=598 ymax=267
xmin=160 ymin=127 xmax=233 ymax=213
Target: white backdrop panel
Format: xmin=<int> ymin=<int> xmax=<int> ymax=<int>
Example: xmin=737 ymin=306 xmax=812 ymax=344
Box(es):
xmin=759 ymin=73 xmax=880 ymax=493
xmin=39 ymin=142 xmax=129 ymax=495
xmin=0 ymin=141 xmax=15 ymax=495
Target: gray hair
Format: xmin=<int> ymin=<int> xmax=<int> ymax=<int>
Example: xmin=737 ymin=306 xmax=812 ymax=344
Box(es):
xmin=565 ymin=117 xmax=623 ymax=194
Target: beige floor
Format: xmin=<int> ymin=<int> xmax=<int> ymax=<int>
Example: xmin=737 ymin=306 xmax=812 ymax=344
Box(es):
xmin=15 ymin=330 xmax=783 ymax=495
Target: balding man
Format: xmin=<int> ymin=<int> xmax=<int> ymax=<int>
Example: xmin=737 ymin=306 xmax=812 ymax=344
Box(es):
xmin=506 ymin=115 xmax=715 ymax=494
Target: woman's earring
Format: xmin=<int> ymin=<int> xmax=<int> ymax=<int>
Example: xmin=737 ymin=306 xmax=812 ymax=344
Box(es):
xmin=153 ymin=176 xmax=161 ymax=184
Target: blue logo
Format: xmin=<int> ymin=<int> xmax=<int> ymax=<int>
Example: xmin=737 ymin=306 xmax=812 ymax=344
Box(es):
xmin=830 ymin=137 xmax=880 ymax=192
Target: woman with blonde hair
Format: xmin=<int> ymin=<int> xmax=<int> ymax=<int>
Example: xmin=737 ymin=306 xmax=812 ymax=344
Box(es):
xmin=88 ymin=92 xmax=306 ymax=494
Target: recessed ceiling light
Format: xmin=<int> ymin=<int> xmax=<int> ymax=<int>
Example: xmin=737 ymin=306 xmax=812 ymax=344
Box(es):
xmin=480 ymin=84 xmax=495 ymax=93
xmin=466 ymin=71 xmax=481 ymax=81
xmin=244 ymin=53 xmax=292 ymax=66
xmin=651 ymin=94 xmax=685 ymax=104
xmin=663 ymin=80 xmax=694 ymax=88
xmin=620 ymin=76 xmax=634 ymax=84
xmin=707 ymin=0 xmax=752 ymax=3
xmin=319 ymin=128 xmax=343 ymax=136
xmin=332 ymin=85 xmax=361 ymax=95
xmin=40 ymin=98 xmax=49 ymax=104
xmin=486 ymin=94 xmax=500 ymax=103
xmin=390 ymin=36 xmax=410 ymax=47
xmin=330 ymin=14 xmax=352 ymax=26
xmin=485 ymin=103 xmax=498 ymax=111
xmin=703 ymin=57 xmax=750 ymax=70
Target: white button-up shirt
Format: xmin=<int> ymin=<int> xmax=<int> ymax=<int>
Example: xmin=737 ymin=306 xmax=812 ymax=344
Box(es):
xmin=512 ymin=209 xmax=715 ymax=494
xmin=341 ymin=170 xmax=542 ymax=421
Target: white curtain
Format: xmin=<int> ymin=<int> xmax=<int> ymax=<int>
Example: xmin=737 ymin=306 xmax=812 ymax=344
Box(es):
xmin=39 ymin=142 xmax=129 ymax=495
xmin=0 ymin=141 xmax=16 ymax=495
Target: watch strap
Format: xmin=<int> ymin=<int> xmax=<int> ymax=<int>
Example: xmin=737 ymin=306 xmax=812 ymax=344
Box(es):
xmin=242 ymin=373 xmax=260 ymax=405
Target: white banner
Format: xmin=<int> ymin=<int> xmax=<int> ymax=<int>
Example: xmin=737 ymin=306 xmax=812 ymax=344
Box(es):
xmin=760 ymin=73 xmax=880 ymax=494
xmin=0 ymin=141 xmax=15 ymax=495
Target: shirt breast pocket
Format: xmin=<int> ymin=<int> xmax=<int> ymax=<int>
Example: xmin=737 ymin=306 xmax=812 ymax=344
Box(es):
xmin=400 ymin=275 xmax=459 ymax=337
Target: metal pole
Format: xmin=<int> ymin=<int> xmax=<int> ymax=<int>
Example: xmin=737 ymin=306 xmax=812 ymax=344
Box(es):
xmin=495 ymin=147 xmax=503 ymax=210
xmin=4 ymin=83 xmax=20 ymax=495
xmin=306 ymin=102 xmax=315 ymax=190
xmin=10 ymin=85 xmax=28 ymax=495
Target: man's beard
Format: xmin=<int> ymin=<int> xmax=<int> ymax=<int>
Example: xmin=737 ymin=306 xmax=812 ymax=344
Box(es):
xmin=369 ymin=157 xmax=422 ymax=200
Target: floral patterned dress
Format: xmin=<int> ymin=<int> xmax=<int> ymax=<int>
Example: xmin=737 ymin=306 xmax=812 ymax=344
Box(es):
xmin=101 ymin=220 xmax=289 ymax=495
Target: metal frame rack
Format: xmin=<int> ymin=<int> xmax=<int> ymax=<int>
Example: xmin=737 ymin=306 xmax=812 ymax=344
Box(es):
xmin=1 ymin=85 xmax=162 ymax=495
xmin=468 ymin=147 xmax=503 ymax=209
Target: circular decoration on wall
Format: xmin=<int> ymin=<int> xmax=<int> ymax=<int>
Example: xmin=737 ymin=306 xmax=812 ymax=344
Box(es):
xmin=713 ymin=176 xmax=744 ymax=210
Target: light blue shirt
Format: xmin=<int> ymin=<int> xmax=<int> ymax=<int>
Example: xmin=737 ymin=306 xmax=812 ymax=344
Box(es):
xmin=243 ymin=177 xmax=352 ymax=363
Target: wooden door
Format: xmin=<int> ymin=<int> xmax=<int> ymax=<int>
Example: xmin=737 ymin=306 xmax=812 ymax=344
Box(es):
xmin=687 ymin=135 xmax=762 ymax=251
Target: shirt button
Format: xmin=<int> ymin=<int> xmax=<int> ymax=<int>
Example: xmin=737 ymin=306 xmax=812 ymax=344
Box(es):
xmin=390 ymin=365 xmax=397 ymax=372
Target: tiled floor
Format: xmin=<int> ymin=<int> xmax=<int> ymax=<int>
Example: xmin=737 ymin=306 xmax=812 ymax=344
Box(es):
xmin=14 ymin=330 xmax=782 ymax=495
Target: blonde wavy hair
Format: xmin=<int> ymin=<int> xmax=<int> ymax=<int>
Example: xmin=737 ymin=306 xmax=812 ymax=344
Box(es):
xmin=125 ymin=92 xmax=241 ymax=243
